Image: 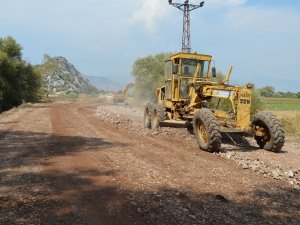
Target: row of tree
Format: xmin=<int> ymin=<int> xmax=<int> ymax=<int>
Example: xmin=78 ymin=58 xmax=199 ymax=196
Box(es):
xmin=258 ymin=86 xmax=300 ymax=98
xmin=0 ymin=36 xmax=42 ymax=112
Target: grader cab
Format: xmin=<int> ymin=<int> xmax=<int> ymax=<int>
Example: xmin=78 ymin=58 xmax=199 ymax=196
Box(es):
xmin=144 ymin=52 xmax=285 ymax=152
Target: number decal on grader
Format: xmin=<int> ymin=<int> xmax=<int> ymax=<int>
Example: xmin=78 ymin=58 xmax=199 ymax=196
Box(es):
xmin=240 ymin=99 xmax=251 ymax=104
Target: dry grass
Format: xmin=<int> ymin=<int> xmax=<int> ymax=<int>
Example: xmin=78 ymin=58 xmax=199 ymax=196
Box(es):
xmin=270 ymin=111 xmax=300 ymax=140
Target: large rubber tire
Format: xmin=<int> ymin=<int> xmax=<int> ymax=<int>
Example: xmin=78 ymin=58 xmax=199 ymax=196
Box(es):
xmin=193 ymin=109 xmax=222 ymax=152
xmin=252 ymin=112 xmax=285 ymax=152
xmin=143 ymin=103 xmax=152 ymax=129
xmin=151 ymin=104 xmax=167 ymax=129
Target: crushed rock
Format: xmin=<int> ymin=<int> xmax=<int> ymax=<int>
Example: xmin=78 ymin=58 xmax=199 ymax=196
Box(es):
xmin=96 ymin=105 xmax=300 ymax=189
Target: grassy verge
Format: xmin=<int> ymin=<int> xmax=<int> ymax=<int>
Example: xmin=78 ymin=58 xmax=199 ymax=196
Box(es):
xmin=268 ymin=111 xmax=300 ymax=140
xmin=259 ymin=98 xmax=300 ymax=140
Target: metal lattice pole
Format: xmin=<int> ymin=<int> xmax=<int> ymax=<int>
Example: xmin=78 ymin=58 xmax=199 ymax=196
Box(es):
xmin=169 ymin=0 xmax=204 ymax=53
xmin=182 ymin=3 xmax=191 ymax=52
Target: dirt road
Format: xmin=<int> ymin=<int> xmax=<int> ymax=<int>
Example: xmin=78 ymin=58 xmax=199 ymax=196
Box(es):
xmin=0 ymin=99 xmax=299 ymax=225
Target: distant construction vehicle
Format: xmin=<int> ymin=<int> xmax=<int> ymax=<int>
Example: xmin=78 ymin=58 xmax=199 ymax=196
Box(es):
xmin=113 ymin=83 xmax=134 ymax=103
xmin=143 ymin=1 xmax=285 ymax=152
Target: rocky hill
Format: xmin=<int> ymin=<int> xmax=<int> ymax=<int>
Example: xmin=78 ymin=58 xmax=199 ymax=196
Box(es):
xmin=40 ymin=55 xmax=97 ymax=95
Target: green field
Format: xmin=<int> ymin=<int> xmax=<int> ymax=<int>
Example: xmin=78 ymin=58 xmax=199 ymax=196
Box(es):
xmin=263 ymin=98 xmax=300 ymax=111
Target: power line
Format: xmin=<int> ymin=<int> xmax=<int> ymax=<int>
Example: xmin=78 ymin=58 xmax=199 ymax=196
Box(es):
xmin=168 ymin=0 xmax=204 ymax=53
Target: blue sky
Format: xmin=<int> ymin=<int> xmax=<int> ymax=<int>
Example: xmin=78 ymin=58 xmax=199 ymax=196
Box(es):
xmin=0 ymin=0 xmax=299 ymax=92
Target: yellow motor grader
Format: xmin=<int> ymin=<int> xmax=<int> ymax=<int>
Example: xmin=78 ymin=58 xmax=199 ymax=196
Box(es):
xmin=144 ymin=52 xmax=285 ymax=152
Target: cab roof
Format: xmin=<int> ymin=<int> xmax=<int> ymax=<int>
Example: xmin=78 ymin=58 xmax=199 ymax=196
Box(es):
xmin=169 ymin=52 xmax=212 ymax=61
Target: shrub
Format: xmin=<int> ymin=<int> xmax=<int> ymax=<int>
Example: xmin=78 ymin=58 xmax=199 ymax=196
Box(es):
xmin=0 ymin=36 xmax=42 ymax=112
xmin=250 ymin=89 xmax=265 ymax=117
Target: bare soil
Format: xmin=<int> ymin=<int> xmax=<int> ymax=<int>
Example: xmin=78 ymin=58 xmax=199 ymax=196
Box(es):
xmin=0 ymin=99 xmax=299 ymax=225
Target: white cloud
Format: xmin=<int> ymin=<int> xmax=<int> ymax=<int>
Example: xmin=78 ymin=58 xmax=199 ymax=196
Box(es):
xmin=224 ymin=6 xmax=300 ymax=34
xmin=131 ymin=0 xmax=248 ymax=31
xmin=207 ymin=0 xmax=247 ymax=7
xmin=131 ymin=0 xmax=171 ymax=31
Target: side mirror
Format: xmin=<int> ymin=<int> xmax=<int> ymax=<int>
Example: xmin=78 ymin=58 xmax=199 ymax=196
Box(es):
xmin=173 ymin=64 xmax=178 ymax=74
xmin=212 ymin=67 xmax=216 ymax=78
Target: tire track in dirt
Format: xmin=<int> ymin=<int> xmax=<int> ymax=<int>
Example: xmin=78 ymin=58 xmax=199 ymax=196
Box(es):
xmin=0 ymin=104 xmax=58 ymax=224
xmin=42 ymin=102 xmax=143 ymax=225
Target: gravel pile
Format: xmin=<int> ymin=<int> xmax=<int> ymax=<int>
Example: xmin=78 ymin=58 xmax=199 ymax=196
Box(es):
xmin=96 ymin=106 xmax=190 ymax=138
xmin=215 ymin=151 xmax=300 ymax=189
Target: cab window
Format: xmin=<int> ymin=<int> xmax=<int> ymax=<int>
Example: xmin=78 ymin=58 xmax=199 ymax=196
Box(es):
xmin=181 ymin=59 xmax=209 ymax=77
xmin=165 ymin=61 xmax=172 ymax=100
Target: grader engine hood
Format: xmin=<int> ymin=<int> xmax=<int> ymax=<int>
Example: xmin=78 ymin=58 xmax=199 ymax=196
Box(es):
xmin=236 ymin=88 xmax=252 ymax=130
xmin=199 ymin=84 xmax=253 ymax=132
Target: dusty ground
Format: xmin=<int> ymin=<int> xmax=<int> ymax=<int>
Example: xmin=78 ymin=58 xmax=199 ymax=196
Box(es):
xmin=0 ymin=99 xmax=299 ymax=225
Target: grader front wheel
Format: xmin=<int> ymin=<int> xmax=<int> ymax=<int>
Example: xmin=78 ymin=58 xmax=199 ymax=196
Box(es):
xmin=151 ymin=108 xmax=159 ymax=128
xmin=193 ymin=109 xmax=222 ymax=152
xmin=252 ymin=112 xmax=285 ymax=152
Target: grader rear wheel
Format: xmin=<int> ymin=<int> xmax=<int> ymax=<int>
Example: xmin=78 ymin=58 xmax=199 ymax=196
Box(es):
xmin=193 ymin=109 xmax=222 ymax=152
xmin=151 ymin=105 xmax=166 ymax=129
xmin=252 ymin=112 xmax=285 ymax=152
xmin=143 ymin=103 xmax=152 ymax=129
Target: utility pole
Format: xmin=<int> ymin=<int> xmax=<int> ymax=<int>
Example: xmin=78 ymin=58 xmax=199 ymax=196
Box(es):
xmin=168 ymin=0 xmax=204 ymax=53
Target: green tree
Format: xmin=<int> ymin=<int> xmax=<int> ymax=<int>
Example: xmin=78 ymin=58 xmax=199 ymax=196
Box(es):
xmin=250 ymin=89 xmax=265 ymax=116
xmin=259 ymin=86 xmax=275 ymax=97
xmin=132 ymin=53 xmax=171 ymax=101
xmin=0 ymin=36 xmax=22 ymax=59
xmin=214 ymin=71 xmax=226 ymax=82
xmin=284 ymin=91 xmax=296 ymax=98
xmin=0 ymin=36 xmax=41 ymax=111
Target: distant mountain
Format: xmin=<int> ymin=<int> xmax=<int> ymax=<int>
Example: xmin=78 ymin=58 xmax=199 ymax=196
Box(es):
xmin=40 ymin=56 xmax=97 ymax=95
xmin=85 ymin=75 xmax=123 ymax=92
